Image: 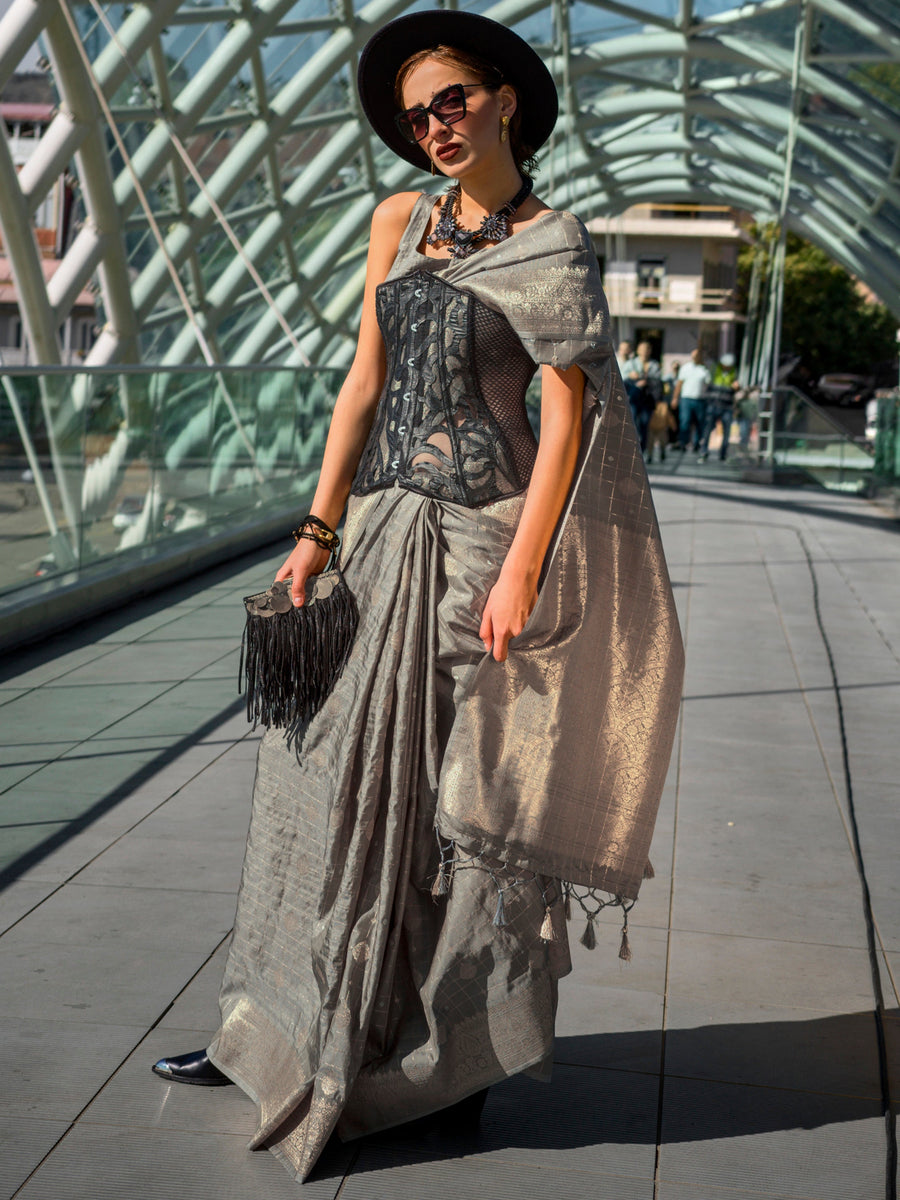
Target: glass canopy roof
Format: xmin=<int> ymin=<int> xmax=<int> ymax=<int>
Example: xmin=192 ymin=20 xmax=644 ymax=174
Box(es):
xmin=0 ymin=0 xmax=897 ymax=367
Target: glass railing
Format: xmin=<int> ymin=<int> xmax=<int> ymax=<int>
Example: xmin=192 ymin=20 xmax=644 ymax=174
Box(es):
xmin=872 ymin=389 xmax=899 ymax=483
xmin=768 ymin=386 xmax=875 ymax=492
xmin=0 ymin=366 xmax=342 ymax=602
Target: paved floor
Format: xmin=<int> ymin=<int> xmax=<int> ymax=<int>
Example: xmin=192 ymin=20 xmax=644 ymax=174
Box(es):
xmin=1 ymin=472 xmax=898 ymax=1200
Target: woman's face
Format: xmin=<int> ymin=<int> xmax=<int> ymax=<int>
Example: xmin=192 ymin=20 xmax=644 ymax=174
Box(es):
xmin=399 ymin=56 xmax=514 ymax=177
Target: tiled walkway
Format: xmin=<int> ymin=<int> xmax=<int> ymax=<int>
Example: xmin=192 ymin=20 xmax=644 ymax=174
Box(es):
xmin=2 ymin=474 xmax=898 ymax=1200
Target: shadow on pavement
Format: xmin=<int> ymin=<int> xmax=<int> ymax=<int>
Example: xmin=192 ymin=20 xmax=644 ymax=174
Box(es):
xmin=0 ymin=697 xmax=246 ymax=890
xmin=305 ymin=1010 xmax=899 ymax=1181
xmin=652 ymin=477 xmax=900 ymax=535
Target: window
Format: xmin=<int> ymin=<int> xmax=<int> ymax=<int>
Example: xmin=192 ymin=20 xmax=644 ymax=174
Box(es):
xmin=636 ymin=257 xmax=666 ymax=308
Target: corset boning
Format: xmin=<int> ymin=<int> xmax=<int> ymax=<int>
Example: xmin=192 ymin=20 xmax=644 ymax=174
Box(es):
xmin=351 ymin=270 xmax=538 ymax=507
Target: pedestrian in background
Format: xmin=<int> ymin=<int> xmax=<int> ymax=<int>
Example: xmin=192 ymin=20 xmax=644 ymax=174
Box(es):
xmin=673 ymin=347 xmax=711 ymax=452
xmin=623 ymin=340 xmax=661 ymax=451
xmin=646 ymin=395 xmax=677 ymax=464
xmin=699 ymin=351 xmax=739 ymax=462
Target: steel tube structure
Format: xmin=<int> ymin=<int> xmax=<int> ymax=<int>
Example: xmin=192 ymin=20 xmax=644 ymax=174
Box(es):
xmin=0 ymin=0 xmax=895 ymax=374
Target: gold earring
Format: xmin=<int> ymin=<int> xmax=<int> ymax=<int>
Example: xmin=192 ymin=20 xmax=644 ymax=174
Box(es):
xmin=430 ymin=160 xmax=436 ymax=176
xmin=500 ymin=115 xmax=510 ymax=143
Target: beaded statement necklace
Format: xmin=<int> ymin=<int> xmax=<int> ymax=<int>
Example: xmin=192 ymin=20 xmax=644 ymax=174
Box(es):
xmin=427 ymin=176 xmax=534 ymax=260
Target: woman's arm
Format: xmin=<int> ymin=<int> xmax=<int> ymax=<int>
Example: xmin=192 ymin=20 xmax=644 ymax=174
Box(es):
xmin=275 ymin=192 xmax=418 ymax=604
xmin=479 ymin=362 xmax=585 ymax=662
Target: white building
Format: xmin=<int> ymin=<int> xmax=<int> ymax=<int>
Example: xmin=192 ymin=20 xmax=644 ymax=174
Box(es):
xmin=0 ymin=92 xmax=96 ymax=365
xmin=588 ymin=203 xmax=751 ymax=376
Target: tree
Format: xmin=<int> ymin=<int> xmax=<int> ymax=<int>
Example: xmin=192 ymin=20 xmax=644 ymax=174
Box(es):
xmin=738 ymin=230 xmax=898 ymax=379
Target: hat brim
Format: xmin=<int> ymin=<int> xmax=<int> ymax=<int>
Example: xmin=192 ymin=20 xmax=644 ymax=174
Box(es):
xmin=357 ymin=11 xmax=558 ymax=174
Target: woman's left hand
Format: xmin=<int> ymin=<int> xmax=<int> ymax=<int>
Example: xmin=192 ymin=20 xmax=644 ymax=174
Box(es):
xmin=479 ymin=569 xmax=538 ymax=663
xmin=479 ymin=362 xmax=584 ymax=664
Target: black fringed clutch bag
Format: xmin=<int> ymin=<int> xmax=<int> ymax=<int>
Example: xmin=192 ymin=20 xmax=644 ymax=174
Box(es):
xmin=239 ymin=567 xmax=358 ymax=730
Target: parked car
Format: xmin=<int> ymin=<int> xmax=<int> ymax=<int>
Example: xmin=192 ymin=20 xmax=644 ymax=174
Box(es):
xmin=815 ymin=373 xmax=873 ymax=406
xmin=816 ymin=362 xmax=898 ymax=408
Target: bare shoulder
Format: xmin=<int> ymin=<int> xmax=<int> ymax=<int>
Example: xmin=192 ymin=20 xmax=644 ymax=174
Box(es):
xmin=372 ymin=191 xmax=422 ymax=233
xmin=363 ymin=192 xmax=423 ymax=286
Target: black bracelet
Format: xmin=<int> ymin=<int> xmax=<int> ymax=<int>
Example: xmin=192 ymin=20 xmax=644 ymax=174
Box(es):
xmin=291 ymin=514 xmax=340 ymax=553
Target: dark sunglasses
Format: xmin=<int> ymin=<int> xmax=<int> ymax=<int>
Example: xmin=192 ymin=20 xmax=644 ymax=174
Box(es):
xmin=394 ymin=82 xmax=499 ymax=144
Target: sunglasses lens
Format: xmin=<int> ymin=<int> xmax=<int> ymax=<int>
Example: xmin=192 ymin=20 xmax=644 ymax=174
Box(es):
xmin=396 ymin=111 xmax=425 ymax=143
xmin=432 ymin=87 xmax=466 ymax=123
xmin=395 ymin=86 xmax=469 ymax=143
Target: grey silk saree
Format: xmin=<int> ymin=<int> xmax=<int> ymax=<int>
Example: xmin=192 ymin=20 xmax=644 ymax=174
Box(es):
xmin=207 ymin=195 xmax=684 ymax=1182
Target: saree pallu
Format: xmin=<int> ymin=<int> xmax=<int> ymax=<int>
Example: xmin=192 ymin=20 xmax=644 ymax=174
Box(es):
xmin=208 ymin=486 xmax=571 ymax=1183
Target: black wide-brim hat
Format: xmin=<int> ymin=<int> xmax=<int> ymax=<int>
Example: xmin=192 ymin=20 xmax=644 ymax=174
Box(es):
xmin=357 ymin=10 xmax=558 ymax=172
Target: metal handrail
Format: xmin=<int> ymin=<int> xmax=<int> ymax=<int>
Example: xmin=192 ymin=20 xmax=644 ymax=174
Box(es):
xmin=0 ymin=364 xmax=320 ymax=376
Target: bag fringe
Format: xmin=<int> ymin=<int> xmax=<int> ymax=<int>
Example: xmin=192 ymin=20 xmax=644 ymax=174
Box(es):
xmin=240 ymin=572 xmax=358 ymax=730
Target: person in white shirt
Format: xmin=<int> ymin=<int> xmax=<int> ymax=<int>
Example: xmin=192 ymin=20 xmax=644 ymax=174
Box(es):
xmin=673 ymin=348 xmax=711 ymax=452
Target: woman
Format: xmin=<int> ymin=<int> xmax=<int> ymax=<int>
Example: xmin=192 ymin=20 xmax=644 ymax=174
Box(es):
xmin=152 ymin=11 xmax=683 ymax=1184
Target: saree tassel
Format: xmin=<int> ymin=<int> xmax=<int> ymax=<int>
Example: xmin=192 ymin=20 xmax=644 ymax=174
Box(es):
xmin=618 ymin=919 xmax=632 ymax=962
xmin=643 ymin=859 xmax=655 ymax=880
xmin=493 ymin=890 xmax=507 ymax=928
xmin=539 ymin=905 xmax=556 ymax=943
xmin=431 ymin=859 xmax=450 ymax=898
xmin=563 ymin=891 xmax=572 ymax=921
xmin=580 ymin=913 xmax=597 ymax=951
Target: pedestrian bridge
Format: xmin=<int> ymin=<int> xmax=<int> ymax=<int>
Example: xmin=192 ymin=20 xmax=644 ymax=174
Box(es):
xmin=1 ymin=0 xmax=898 ymax=643
xmin=2 ymin=472 xmax=898 ymax=1198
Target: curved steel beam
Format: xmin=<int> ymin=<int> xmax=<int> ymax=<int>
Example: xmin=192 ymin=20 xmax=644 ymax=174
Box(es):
xmin=811 ymin=0 xmax=900 ymax=60
xmin=42 ymin=4 xmax=141 ymax=366
xmin=233 ymin=157 xmax=419 ymax=362
xmin=162 ymin=122 xmax=363 ymax=364
xmin=0 ymin=121 xmax=59 ymax=363
xmin=0 ymin=0 xmax=897 ymax=377
xmin=127 ymin=0 xmax=410 ymax=342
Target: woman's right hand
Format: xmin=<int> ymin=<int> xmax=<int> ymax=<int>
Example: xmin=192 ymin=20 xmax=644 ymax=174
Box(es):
xmin=274 ymin=539 xmax=332 ymax=607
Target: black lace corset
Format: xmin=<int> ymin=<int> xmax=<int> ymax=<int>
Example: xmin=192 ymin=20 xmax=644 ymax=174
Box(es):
xmin=351 ymin=270 xmax=538 ymax=508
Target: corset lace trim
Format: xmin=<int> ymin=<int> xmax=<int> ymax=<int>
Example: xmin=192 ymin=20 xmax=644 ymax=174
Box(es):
xmin=352 ymin=271 xmax=537 ymax=508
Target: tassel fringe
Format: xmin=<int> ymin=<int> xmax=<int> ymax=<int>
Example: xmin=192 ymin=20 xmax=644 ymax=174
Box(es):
xmin=618 ymin=919 xmax=632 ymax=962
xmin=539 ymin=906 xmax=556 ymax=943
xmin=430 ymin=841 xmax=641 ymax=958
xmin=431 ymin=860 xmax=450 ymax=898
xmin=240 ymin=572 xmax=358 ymax=731
xmin=580 ymin=914 xmax=597 ymax=950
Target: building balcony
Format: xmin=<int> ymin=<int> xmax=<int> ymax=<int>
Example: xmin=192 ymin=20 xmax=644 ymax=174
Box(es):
xmin=588 ymin=204 xmax=752 ymax=242
xmin=602 ymin=277 xmax=744 ymax=321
